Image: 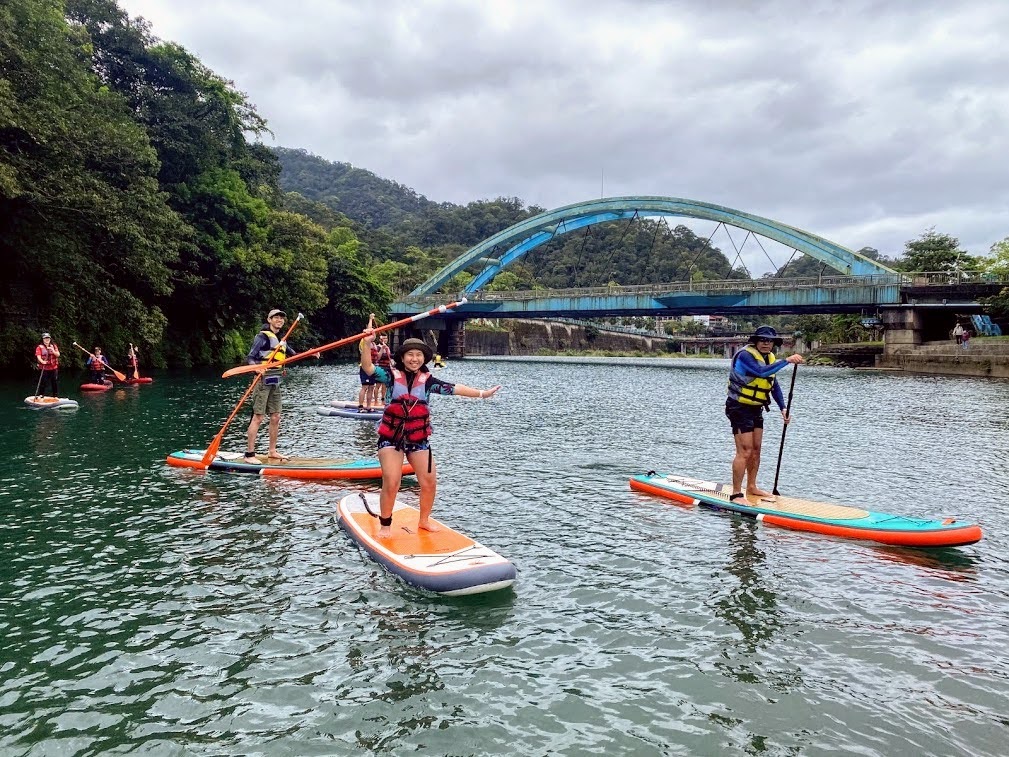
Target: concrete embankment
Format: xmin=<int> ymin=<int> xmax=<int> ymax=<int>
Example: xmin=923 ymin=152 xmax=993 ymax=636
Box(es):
xmin=464 ymin=321 xmax=674 ymax=356
xmin=879 ymin=341 xmax=1009 ymax=378
xmin=460 ymin=321 xmax=1009 ymax=379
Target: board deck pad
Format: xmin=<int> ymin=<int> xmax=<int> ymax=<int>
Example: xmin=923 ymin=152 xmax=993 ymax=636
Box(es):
xmin=630 ymin=472 xmax=982 ymax=548
xmin=317 ymin=406 xmax=382 ymax=420
xmin=337 ymin=492 xmax=516 ymax=596
xmin=329 ymin=400 xmax=385 ymax=411
xmin=215 ymin=451 xmax=354 ymax=466
xmin=166 ymin=449 xmax=409 ymax=479
xmin=663 ymin=476 xmax=870 ymax=520
xmin=24 ymin=396 xmax=79 ymax=410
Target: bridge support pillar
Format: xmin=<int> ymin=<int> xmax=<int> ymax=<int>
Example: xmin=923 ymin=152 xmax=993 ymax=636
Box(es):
xmin=444 ymin=320 xmax=466 ymax=358
xmin=882 ymin=308 xmax=922 ymax=354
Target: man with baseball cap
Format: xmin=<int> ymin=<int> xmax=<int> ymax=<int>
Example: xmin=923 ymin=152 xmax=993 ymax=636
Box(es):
xmin=244 ymin=309 xmax=296 ymax=462
xmin=34 ymin=332 xmax=61 ymax=397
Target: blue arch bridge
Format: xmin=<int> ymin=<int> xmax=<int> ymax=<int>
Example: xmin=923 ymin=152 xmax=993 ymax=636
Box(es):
xmin=389 ymin=197 xmax=1007 ymax=357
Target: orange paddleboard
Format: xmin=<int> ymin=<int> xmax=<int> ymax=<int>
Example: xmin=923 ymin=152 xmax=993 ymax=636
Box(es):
xmin=337 ymin=492 xmax=516 ymax=596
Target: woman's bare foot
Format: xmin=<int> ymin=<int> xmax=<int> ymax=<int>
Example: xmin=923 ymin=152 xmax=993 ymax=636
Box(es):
xmin=378 ymin=526 xmax=392 ymax=539
xmin=418 ymin=520 xmax=441 ymax=533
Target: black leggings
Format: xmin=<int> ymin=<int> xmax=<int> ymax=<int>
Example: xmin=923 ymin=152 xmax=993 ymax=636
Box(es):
xmin=39 ymin=370 xmax=59 ymax=397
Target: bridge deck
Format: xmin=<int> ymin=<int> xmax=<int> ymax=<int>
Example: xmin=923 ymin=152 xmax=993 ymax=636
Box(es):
xmin=392 ymin=272 xmax=1009 ymax=318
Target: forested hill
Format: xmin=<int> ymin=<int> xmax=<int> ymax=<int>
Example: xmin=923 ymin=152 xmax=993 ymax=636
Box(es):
xmin=274 ymin=148 xmax=745 ymax=294
xmin=275 ymin=147 xmax=438 ymax=229
xmin=274 ymin=147 xmax=541 ymax=249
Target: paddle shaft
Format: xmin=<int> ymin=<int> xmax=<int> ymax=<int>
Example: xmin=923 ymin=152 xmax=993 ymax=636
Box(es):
xmin=33 ymin=363 xmax=45 ymax=397
xmin=129 ymin=343 xmax=138 ymax=380
xmin=771 ymin=364 xmax=798 ymax=496
xmin=72 ymin=342 xmax=126 ymax=382
xmin=200 ymin=314 xmax=304 ymax=466
xmin=220 ymin=299 xmax=467 ymax=379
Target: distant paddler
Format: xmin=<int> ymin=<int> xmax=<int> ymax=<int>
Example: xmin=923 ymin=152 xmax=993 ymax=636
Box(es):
xmin=359 ymin=332 xmax=500 ymax=539
xmin=725 ymin=325 xmax=803 ymax=505
xmin=126 ymin=343 xmax=140 ymax=380
xmin=86 ymin=346 xmax=112 ymax=385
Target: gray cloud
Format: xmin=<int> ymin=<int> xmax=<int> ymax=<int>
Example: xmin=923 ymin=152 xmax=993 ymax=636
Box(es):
xmin=120 ymin=0 xmax=1009 ymax=271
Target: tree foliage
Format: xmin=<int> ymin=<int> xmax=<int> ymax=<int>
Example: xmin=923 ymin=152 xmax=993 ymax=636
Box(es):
xmin=892 ymin=228 xmax=980 ymax=273
xmin=1 ymin=0 xmax=387 ymax=371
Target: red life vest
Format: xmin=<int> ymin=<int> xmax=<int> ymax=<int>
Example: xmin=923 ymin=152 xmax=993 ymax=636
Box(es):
xmin=36 ymin=344 xmax=59 ymax=370
xmin=376 ymin=344 xmax=392 ymax=368
xmin=377 ymin=370 xmax=432 ymax=445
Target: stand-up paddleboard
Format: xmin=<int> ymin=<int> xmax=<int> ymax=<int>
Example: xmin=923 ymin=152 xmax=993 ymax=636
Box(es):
xmin=24 ymin=395 xmax=79 ymax=410
xmin=337 ymin=492 xmax=516 ymax=596
xmin=166 ymin=449 xmax=412 ymax=480
xmin=122 ymin=377 xmax=153 ymax=385
xmin=317 ymin=405 xmax=382 ymax=420
xmin=629 ymin=473 xmax=982 ymax=548
xmin=80 ymin=381 xmax=114 ymax=392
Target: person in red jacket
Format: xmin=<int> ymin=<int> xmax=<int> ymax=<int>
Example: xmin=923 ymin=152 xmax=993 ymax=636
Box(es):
xmin=34 ymin=333 xmax=61 ymax=397
xmin=359 ymin=334 xmax=500 ymax=538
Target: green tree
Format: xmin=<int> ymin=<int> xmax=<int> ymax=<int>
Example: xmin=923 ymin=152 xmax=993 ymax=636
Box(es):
xmin=485 ymin=271 xmax=522 ymax=292
xmin=893 ymin=229 xmax=978 ymax=273
xmin=1 ymin=0 xmax=184 ymax=365
xmin=980 ymin=237 xmax=1009 ymax=325
xmin=982 ymin=237 xmax=1009 ymax=276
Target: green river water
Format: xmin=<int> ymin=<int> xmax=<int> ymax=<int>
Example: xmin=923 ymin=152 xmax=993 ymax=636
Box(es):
xmin=2 ymin=357 xmax=1007 ymax=756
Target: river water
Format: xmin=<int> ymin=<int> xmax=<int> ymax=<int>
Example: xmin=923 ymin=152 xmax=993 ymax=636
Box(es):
xmin=1 ymin=357 xmax=1007 ymax=756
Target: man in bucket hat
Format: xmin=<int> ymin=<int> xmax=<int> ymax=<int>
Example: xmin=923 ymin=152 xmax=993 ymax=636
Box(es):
xmin=725 ymin=325 xmax=803 ymax=505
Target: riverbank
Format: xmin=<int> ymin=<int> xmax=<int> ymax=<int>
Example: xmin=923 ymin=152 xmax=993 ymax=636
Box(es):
xmin=879 ymin=338 xmax=1009 ymax=378
xmin=463 ymin=322 xmax=1009 ymax=378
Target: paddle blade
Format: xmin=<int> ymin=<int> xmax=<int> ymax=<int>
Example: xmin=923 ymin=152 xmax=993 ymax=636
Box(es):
xmin=223 ymin=362 xmax=275 ymax=379
xmin=111 ymin=368 xmax=127 ymax=382
xmin=200 ymin=432 xmax=224 ymax=466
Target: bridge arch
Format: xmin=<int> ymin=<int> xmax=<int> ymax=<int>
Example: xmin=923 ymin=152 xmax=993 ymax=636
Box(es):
xmin=410 ymin=196 xmax=894 ymax=297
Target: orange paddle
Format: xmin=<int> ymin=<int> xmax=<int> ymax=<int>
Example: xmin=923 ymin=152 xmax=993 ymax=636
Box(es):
xmin=200 ymin=313 xmax=304 ymax=467
xmin=72 ymin=342 xmax=126 ymax=382
xmin=220 ymin=299 xmax=467 ymax=379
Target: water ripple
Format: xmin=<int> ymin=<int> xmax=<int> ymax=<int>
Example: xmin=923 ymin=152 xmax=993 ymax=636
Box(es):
xmin=1 ymin=363 xmax=1006 ymax=755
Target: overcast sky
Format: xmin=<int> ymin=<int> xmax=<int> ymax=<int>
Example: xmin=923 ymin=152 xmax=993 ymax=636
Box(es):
xmin=119 ymin=0 xmax=1008 ymax=274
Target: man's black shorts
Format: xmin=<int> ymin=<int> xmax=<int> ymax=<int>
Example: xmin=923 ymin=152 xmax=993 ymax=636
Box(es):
xmin=725 ymin=400 xmax=764 ymax=435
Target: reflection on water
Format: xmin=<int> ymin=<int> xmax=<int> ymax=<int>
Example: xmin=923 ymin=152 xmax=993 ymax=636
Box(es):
xmin=714 ymin=519 xmax=785 ymax=686
xmin=1 ymin=360 xmax=1007 ymax=755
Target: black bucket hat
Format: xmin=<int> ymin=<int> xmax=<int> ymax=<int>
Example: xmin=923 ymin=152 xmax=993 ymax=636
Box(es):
xmin=749 ymin=325 xmax=783 ymax=347
xmin=394 ymin=338 xmax=434 ymax=365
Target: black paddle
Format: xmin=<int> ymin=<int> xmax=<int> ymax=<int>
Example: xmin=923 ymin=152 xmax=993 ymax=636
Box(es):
xmin=771 ymin=364 xmax=798 ymax=497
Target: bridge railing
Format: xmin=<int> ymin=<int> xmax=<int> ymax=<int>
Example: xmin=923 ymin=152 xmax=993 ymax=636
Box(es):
xmin=903 ymin=271 xmax=1009 ymax=286
xmin=394 ymin=271 xmax=1009 ymax=307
